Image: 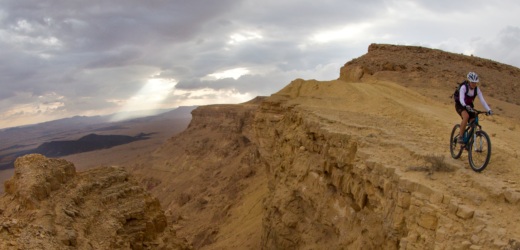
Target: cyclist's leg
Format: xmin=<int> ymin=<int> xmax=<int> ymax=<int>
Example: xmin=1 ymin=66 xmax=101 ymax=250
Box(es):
xmin=456 ymin=107 xmax=469 ymax=139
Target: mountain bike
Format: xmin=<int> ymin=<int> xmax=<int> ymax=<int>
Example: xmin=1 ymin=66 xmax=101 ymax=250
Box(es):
xmin=449 ymin=110 xmax=491 ymax=172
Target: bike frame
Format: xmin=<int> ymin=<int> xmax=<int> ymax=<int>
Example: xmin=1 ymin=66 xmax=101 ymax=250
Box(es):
xmin=462 ymin=115 xmax=481 ymax=149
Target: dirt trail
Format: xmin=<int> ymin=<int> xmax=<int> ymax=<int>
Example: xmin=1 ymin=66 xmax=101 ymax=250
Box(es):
xmin=282 ymin=79 xmax=520 ymax=239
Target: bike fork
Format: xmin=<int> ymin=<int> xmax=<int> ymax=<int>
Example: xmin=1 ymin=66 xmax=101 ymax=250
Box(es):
xmin=473 ymin=133 xmax=483 ymax=152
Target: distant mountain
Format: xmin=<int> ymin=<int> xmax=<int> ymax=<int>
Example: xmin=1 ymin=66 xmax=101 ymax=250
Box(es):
xmin=32 ymin=133 xmax=153 ymax=157
xmin=0 ymin=133 xmax=152 ymax=169
xmin=0 ymin=106 xmax=197 ymax=133
xmin=0 ymin=106 xmax=197 ymax=170
xmin=0 ymin=106 xmax=196 ymax=145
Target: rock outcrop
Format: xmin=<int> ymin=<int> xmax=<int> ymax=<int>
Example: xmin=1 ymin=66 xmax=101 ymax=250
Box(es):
xmin=0 ymin=154 xmax=189 ymax=249
xmin=254 ymin=78 xmax=520 ymax=249
xmin=340 ymin=43 xmax=520 ymax=106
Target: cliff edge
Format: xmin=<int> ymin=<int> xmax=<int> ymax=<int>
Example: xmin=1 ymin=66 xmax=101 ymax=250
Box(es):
xmin=2 ymin=44 xmax=520 ymax=249
xmin=256 ymin=77 xmax=520 ymax=249
xmin=129 ymin=44 xmax=520 ymax=249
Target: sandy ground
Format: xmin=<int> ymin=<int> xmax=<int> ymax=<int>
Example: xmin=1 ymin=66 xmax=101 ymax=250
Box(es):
xmin=275 ymin=79 xmax=520 ymax=241
xmin=298 ymin=79 xmax=520 ymax=186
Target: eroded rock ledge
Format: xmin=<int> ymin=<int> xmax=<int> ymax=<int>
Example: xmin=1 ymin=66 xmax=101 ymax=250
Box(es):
xmin=254 ymin=86 xmax=520 ymax=249
xmin=0 ymin=154 xmax=189 ymax=249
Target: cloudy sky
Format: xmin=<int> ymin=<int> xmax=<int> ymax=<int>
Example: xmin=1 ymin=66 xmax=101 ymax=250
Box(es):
xmin=1 ymin=0 xmax=519 ymax=129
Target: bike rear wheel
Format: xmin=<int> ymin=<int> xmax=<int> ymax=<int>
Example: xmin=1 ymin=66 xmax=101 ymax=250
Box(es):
xmin=450 ymin=124 xmax=463 ymax=159
xmin=468 ymin=130 xmax=491 ymax=172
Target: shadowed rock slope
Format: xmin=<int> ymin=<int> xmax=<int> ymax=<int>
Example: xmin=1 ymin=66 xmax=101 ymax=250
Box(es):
xmin=128 ymin=102 xmax=266 ymax=249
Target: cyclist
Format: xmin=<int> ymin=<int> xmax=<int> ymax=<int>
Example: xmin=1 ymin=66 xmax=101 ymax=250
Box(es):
xmin=455 ymin=72 xmax=493 ymax=144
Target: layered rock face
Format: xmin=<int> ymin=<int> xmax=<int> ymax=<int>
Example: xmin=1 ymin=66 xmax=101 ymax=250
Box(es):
xmin=0 ymin=154 xmax=188 ymax=249
xmin=128 ymin=100 xmax=266 ymax=249
xmin=253 ymin=78 xmax=520 ymax=249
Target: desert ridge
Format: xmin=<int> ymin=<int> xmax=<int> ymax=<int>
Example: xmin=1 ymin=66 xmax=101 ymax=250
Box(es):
xmin=1 ymin=44 xmax=520 ymax=249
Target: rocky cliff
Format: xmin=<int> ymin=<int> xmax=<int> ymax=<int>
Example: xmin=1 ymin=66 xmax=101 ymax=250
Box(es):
xmin=128 ymin=99 xmax=266 ymax=249
xmin=130 ymin=40 xmax=520 ymax=248
xmin=250 ymin=45 xmax=520 ymax=249
xmin=2 ymin=44 xmax=520 ymax=249
xmin=0 ymin=154 xmax=189 ymax=249
xmin=254 ymin=78 xmax=520 ymax=249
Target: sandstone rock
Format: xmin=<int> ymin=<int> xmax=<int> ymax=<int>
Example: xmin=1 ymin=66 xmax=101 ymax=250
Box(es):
xmin=418 ymin=207 xmax=438 ymax=230
xmin=0 ymin=154 xmax=189 ymax=250
xmin=339 ymin=65 xmax=365 ymax=82
xmin=470 ymin=234 xmax=480 ymax=244
xmin=4 ymin=154 xmax=75 ymax=210
xmin=397 ymin=192 xmax=411 ymax=208
xmin=456 ymin=205 xmax=475 ymax=220
xmin=504 ymin=190 xmax=520 ymax=204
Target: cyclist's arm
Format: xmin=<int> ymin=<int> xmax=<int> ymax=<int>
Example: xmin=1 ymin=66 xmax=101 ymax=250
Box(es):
xmin=477 ymin=88 xmax=491 ymax=111
xmin=459 ymin=85 xmax=468 ymax=106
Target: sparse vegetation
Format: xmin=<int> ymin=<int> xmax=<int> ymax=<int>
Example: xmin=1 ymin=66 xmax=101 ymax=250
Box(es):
xmin=407 ymin=154 xmax=454 ymax=176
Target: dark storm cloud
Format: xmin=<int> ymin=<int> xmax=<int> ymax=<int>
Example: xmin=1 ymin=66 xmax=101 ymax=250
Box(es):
xmin=0 ymin=0 xmax=240 ymax=111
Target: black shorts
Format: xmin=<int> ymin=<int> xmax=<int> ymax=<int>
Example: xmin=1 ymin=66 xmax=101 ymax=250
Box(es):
xmin=455 ymin=102 xmax=475 ymax=119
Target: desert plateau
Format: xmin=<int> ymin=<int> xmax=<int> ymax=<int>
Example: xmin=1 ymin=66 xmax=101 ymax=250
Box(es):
xmin=1 ymin=44 xmax=520 ymax=249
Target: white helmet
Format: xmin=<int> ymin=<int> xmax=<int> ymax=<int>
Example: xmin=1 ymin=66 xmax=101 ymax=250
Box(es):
xmin=467 ymin=72 xmax=479 ymax=83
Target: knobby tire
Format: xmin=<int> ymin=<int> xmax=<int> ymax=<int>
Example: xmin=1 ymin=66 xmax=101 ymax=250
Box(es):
xmin=468 ymin=130 xmax=491 ymax=172
xmin=450 ymin=124 xmax=463 ymax=159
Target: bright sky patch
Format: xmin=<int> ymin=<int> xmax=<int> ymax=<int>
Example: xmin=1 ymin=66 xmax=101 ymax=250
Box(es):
xmin=110 ymin=78 xmax=176 ymax=121
xmin=204 ymin=67 xmax=250 ymax=80
xmin=311 ymin=23 xmax=372 ymax=43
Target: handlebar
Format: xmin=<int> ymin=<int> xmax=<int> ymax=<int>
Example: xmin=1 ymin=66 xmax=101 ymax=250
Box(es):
xmin=471 ymin=109 xmax=489 ymax=116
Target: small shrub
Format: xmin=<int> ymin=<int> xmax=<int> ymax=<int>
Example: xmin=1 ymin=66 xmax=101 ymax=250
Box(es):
xmin=424 ymin=155 xmax=453 ymax=172
xmin=407 ymin=154 xmax=454 ymax=176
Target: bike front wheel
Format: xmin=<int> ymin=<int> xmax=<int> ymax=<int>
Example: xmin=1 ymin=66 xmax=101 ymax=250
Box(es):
xmin=450 ymin=124 xmax=463 ymax=159
xmin=468 ymin=130 xmax=491 ymax=172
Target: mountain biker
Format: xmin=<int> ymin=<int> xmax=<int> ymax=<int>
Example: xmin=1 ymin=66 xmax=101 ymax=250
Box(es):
xmin=455 ymin=72 xmax=493 ymax=144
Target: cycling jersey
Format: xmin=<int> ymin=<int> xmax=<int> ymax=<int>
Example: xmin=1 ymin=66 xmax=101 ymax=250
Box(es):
xmin=458 ymin=84 xmax=491 ymax=111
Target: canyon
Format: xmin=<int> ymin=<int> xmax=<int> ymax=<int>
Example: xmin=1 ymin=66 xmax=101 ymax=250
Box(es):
xmin=1 ymin=44 xmax=520 ymax=249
